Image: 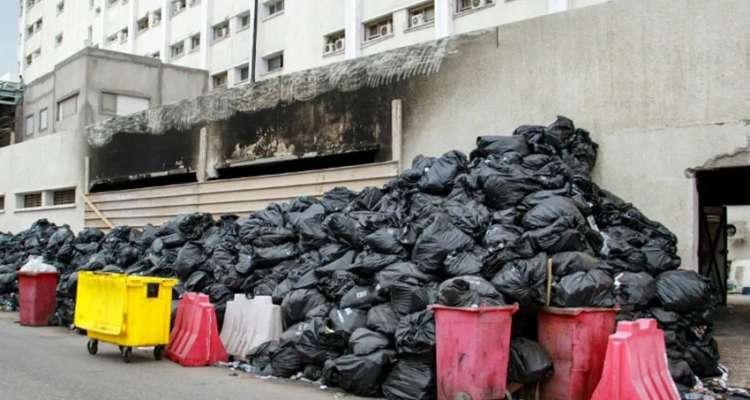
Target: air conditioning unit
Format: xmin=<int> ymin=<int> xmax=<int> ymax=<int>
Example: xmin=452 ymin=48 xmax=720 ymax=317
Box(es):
xmin=411 ymin=14 xmax=424 ymax=28
xmin=472 ymin=0 xmax=485 ymax=9
xmin=335 ymin=38 xmax=344 ymax=51
xmin=379 ymin=22 xmax=392 ymax=37
xmin=324 ymin=42 xmax=334 ymax=54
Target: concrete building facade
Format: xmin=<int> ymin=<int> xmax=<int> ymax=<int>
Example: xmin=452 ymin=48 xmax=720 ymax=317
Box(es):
xmin=0 ymin=48 xmax=207 ymax=233
xmin=18 ymin=0 xmax=609 ymax=88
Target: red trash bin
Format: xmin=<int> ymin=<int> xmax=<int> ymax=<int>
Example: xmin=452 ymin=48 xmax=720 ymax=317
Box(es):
xmin=433 ymin=304 xmax=518 ymax=400
xmin=18 ymin=271 xmax=59 ymax=326
xmin=537 ymin=307 xmax=618 ymax=400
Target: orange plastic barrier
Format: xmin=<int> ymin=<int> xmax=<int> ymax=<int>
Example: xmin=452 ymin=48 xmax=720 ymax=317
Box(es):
xmin=591 ymin=319 xmax=680 ymax=400
xmin=166 ymin=293 xmax=228 ymax=367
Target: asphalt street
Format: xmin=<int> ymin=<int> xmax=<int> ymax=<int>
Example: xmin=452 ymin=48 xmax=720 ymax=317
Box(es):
xmin=0 ymin=312 xmax=363 ymax=400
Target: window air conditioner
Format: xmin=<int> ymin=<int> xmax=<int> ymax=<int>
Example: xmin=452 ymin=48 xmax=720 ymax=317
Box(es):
xmin=472 ymin=0 xmax=484 ymax=8
xmin=411 ymin=13 xmax=424 ymax=27
xmin=335 ymin=38 xmax=344 ymax=50
xmin=379 ymin=22 xmax=392 ymax=37
xmin=324 ymin=42 xmax=334 ymax=54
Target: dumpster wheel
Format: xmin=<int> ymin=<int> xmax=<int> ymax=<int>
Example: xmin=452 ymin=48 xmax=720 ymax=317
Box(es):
xmin=153 ymin=345 xmax=164 ymax=361
xmin=119 ymin=346 xmax=132 ymax=363
xmin=86 ymin=339 xmax=98 ymax=355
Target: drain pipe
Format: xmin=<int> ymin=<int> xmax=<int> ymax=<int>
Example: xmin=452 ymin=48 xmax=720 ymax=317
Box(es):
xmin=251 ymin=0 xmax=259 ymax=83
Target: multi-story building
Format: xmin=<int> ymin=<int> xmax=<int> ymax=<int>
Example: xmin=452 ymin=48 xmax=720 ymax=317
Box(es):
xmin=18 ymin=0 xmax=608 ymax=88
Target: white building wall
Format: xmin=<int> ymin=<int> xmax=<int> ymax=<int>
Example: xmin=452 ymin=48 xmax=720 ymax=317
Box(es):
xmin=0 ymin=131 xmax=86 ymax=233
xmin=18 ymin=0 xmax=610 ymax=85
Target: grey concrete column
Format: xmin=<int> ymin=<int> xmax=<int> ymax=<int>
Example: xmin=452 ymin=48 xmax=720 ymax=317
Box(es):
xmin=161 ymin=0 xmax=170 ymax=64
xmin=200 ymin=0 xmax=211 ymax=70
xmin=344 ymin=0 xmax=362 ymax=59
xmin=548 ymin=0 xmax=570 ymax=13
xmin=435 ymin=0 xmax=454 ymax=39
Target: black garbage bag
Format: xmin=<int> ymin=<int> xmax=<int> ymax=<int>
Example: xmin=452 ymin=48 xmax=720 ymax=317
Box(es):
xmin=444 ymin=199 xmax=491 ymax=239
xmin=523 ymin=217 xmax=593 ymax=254
xmin=270 ymin=342 xmax=304 ymax=377
xmin=341 ymin=286 xmax=384 ymax=310
xmin=684 ymin=336 xmax=721 ymax=378
xmin=655 ymin=270 xmax=711 ymax=312
xmin=443 ymin=248 xmax=485 ymax=277
xmin=318 ymin=271 xmax=358 ymax=302
xmin=614 ymin=272 xmax=656 ymax=308
xmin=418 ymin=150 xmax=467 ymax=195
xmin=382 ymin=355 xmax=436 ymax=400
xmin=668 ymin=359 xmax=696 ymax=388
xmin=322 ymin=350 xmax=396 ymax=397
xmin=491 ymin=253 xmax=547 ymax=306
xmin=320 ymin=187 xmax=357 ymax=213
xmin=480 ymin=169 xmax=541 ymax=210
xmin=0 ymin=272 xmax=16 ymax=294
xmin=329 ymin=307 xmax=368 ymax=335
xmin=551 ymin=251 xmax=610 ymax=276
xmin=174 ymin=241 xmax=206 ymax=279
xmin=521 ymin=196 xmax=586 ymax=230
xmin=553 ymin=269 xmax=615 ymax=308
xmin=365 ymin=228 xmax=405 ymax=255
xmin=367 ymin=304 xmax=400 ymax=336
xmin=349 ymin=328 xmax=391 ymax=356
xmin=437 ymin=276 xmax=505 ymax=307
xmin=348 ymin=252 xmax=401 ymax=277
xmin=376 ymin=262 xmax=434 ymax=291
xmin=508 ymin=338 xmax=554 ymax=385
xmin=395 ymin=310 xmax=435 ymax=355
xmin=293 ymin=318 xmax=348 ymax=364
xmin=471 ymin=135 xmax=530 ymax=159
xmin=324 ymin=213 xmax=365 ymax=248
xmin=281 ymin=289 xmax=328 ymax=328
xmin=390 ymin=282 xmax=436 ymax=315
xmin=641 ymin=239 xmax=681 ymax=274
xmin=253 ymin=242 xmax=299 ymax=268
xmin=412 ymin=214 xmax=474 ymax=274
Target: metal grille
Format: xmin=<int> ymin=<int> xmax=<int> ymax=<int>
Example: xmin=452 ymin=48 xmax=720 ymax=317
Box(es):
xmin=23 ymin=193 xmax=42 ymax=208
xmin=53 ymin=189 xmax=75 ymax=205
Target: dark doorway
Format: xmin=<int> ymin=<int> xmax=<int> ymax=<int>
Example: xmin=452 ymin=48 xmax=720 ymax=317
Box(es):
xmin=695 ymin=166 xmax=750 ymax=304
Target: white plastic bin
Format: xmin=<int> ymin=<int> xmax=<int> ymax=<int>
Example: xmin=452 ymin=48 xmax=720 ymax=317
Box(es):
xmin=220 ymin=295 xmax=283 ymax=360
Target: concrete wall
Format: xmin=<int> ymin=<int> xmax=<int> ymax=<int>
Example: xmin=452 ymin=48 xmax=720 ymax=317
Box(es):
xmin=0 ymin=131 xmax=86 ymax=233
xmin=728 ymin=207 xmax=750 ymax=262
xmin=397 ymin=0 xmax=750 ymax=269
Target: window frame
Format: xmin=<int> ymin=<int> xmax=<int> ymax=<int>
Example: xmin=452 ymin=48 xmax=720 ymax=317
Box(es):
xmin=264 ymin=52 xmax=284 ymax=74
xmin=25 ymin=114 xmax=34 ymax=136
xmin=212 ymin=21 xmax=230 ymax=43
xmin=39 ymin=108 xmax=48 ymax=131
xmin=52 ymin=188 xmax=76 ymax=206
xmin=211 ymin=71 xmax=228 ymax=89
xmin=264 ymin=0 xmax=284 ymax=19
xmin=56 ymin=93 xmax=79 ymax=121
xmin=21 ymin=192 xmax=43 ymax=209
xmin=236 ymin=11 xmax=251 ymax=32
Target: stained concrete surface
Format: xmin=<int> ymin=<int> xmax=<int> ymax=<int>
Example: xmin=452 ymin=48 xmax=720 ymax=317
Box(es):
xmin=0 ymin=313 xmax=365 ymax=400
xmin=713 ymin=295 xmax=750 ymax=388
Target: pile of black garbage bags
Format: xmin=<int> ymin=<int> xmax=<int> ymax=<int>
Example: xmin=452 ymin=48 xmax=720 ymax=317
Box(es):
xmin=0 ymin=117 xmax=720 ymax=398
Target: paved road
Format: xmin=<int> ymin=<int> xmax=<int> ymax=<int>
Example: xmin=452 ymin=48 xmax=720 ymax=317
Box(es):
xmin=0 ymin=313 xmax=363 ymax=400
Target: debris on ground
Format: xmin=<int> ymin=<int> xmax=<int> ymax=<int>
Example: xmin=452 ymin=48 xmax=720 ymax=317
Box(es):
xmin=0 ymin=117 xmax=728 ymax=398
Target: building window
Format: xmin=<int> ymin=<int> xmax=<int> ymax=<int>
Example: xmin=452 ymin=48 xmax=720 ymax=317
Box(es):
xmin=236 ymin=11 xmax=251 ymax=31
xmin=188 ymin=0 xmax=200 ymax=6
xmin=235 ymin=64 xmax=250 ymax=83
xmin=212 ymin=71 xmax=228 ymax=89
xmin=149 ymin=51 xmax=160 ymax=59
xmin=39 ymin=108 xmax=48 ymax=131
xmin=152 ymin=9 xmax=162 ymax=26
xmin=55 ymin=33 xmax=63 ymax=47
xmin=53 ymin=188 xmax=76 ymax=206
xmin=364 ymin=17 xmax=393 ymax=43
xmin=22 ymin=193 xmax=42 ymax=209
xmin=264 ymin=0 xmax=284 ymax=18
xmin=189 ymin=33 xmax=200 ymax=52
xmin=265 ymin=52 xmax=284 ymax=73
xmin=56 ymin=0 xmax=65 ymax=14
xmin=323 ymin=31 xmax=345 ymax=55
xmin=408 ymin=3 xmax=435 ymax=29
xmin=171 ymin=0 xmax=187 ymax=16
xmin=137 ymin=16 xmax=149 ymax=32
xmin=170 ymin=41 xmax=185 ymax=59
xmin=457 ymin=0 xmax=494 ymax=13
xmin=25 ymin=114 xmax=34 ymax=136
xmin=25 ymin=54 xmax=33 ymax=66
xmin=57 ymin=94 xmax=78 ymax=121
xmin=212 ymin=21 xmax=229 ymax=42
xmin=0 ymin=195 xmax=4 ymax=211
xmin=106 ymin=32 xmax=118 ymax=46
xmin=102 ymin=92 xmax=150 ymax=115
xmin=35 ymin=18 xmax=43 ymax=32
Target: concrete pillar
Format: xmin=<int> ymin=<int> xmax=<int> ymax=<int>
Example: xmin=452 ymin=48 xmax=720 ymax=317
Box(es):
xmin=128 ymin=0 xmax=137 ymax=54
xmin=196 ymin=128 xmax=208 ymax=183
xmin=344 ymin=0 xmax=362 ymax=59
xmin=248 ymin=0 xmax=256 ymax=81
xmin=200 ymin=0 xmax=211 ymax=70
xmin=100 ymin=1 xmax=107 ymax=49
xmin=435 ymin=0 xmax=455 ymax=39
xmin=548 ymin=0 xmax=570 ymax=13
xmin=161 ymin=0 xmax=170 ymax=64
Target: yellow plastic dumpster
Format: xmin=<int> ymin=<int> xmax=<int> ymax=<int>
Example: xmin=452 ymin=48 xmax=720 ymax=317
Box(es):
xmin=74 ymin=271 xmax=177 ymax=362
